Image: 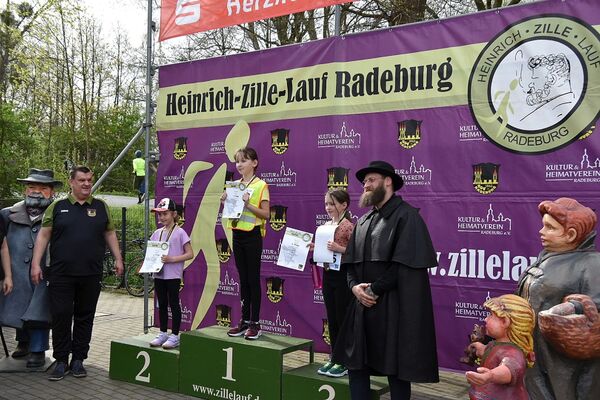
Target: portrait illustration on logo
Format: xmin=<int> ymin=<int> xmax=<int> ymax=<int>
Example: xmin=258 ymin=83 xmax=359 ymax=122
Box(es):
xmin=469 ymin=15 xmax=600 ymax=154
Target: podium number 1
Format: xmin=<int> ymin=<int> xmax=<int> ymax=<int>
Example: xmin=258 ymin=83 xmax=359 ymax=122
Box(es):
xmin=222 ymin=347 xmax=236 ymax=382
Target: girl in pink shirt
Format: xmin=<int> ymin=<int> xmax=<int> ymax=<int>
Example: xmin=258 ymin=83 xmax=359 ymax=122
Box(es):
xmin=148 ymin=198 xmax=193 ymax=349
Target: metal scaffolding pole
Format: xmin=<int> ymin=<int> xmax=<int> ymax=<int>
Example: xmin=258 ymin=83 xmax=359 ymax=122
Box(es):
xmin=143 ymin=0 xmax=154 ymax=334
xmin=91 ymin=126 xmax=144 ymax=193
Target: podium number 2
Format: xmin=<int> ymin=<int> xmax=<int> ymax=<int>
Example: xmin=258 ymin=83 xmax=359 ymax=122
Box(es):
xmin=222 ymin=347 xmax=236 ymax=382
xmin=135 ymin=351 xmax=151 ymax=383
xmin=319 ymin=384 xmax=336 ymax=400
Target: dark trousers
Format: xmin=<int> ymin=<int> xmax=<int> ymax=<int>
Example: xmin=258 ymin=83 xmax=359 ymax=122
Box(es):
xmin=48 ymin=274 xmax=101 ymax=363
xmin=154 ymin=278 xmax=182 ymax=335
xmin=232 ymin=227 xmax=262 ymax=322
xmin=134 ymin=175 xmax=145 ymax=194
xmin=322 ymin=271 xmax=351 ymax=353
xmin=349 ymin=369 xmax=411 ymax=400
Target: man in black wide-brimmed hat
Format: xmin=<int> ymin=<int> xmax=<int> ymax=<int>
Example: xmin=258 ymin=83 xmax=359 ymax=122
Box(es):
xmin=0 ymin=168 xmax=62 ymax=370
xmin=331 ymin=160 xmax=439 ymax=400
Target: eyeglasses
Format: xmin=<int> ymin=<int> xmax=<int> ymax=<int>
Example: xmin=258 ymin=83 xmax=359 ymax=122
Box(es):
xmin=362 ymin=176 xmax=384 ymax=186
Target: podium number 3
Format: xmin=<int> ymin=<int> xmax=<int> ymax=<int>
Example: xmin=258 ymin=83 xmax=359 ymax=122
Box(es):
xmin=319 ymin=384 xmax=336 ymax=400
xmin=222 ymin=347 xmax=236 ymax=382
xmin=135 ymin=351 xmax=151 ymax=383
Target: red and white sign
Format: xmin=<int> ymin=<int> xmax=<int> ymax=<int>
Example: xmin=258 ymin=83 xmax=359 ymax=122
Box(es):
xmin=160 ymin=0 xmax=353 ymax=41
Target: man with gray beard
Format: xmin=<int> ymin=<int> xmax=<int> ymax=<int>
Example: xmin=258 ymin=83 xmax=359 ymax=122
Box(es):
xmin=332 ymin=160 xmax=439 ymax=400
xmin=0 ymin=169 xmax=62 ymax=369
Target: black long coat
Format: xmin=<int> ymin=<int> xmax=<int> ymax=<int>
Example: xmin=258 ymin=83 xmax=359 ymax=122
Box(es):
xmin=332 ymin=195 xmax=439 ymax=382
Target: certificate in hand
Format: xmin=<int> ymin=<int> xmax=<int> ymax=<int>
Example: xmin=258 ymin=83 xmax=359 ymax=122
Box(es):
xmin=139 ymin=241 xmax=170 ymax=273
xmin=276 ymin=227 xmax=313 ymax=271
xmin=313 ymin=224 xmax=337 ymax=263
xmin=222 ymin=181 xmax=255 ymax=219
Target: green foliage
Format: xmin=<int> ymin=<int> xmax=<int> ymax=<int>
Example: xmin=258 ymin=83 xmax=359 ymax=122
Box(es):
xmin=0 ymin=103 xmax=37 ymax=197
xmin=109 ymin=204 xmax=156 ymax=244
xmin=49 ymin=106 xmax=145 ymax=192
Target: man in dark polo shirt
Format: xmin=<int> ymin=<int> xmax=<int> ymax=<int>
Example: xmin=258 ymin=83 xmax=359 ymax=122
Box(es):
xmin=31 ymin=166 xmax=124 ymax=381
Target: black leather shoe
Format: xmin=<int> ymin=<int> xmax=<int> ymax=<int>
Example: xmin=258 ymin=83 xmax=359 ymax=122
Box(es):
xmin=11 ymin=343 xmax=30 ymax=358
xmin=26 ymin=352 xmax=46 ymax=368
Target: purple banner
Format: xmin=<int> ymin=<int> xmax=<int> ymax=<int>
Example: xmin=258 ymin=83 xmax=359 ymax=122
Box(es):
xmin=156 ymin=0 xmax=600 ymax=371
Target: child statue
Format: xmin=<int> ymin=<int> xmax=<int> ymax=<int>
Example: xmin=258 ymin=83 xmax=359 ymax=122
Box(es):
xmin=466 ymin=294 xmax=535 ymax=400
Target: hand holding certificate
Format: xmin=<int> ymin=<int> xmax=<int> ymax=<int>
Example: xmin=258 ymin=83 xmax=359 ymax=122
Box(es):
xmin=139 ymin=241 xmax=170 ymax=273
xmin=276 ymin=227 xmax=313 ymax=271
xmin=222 ymin=181 xmax=255 ymax=219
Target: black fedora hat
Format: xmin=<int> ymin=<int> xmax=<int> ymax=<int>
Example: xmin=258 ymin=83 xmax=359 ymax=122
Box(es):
xmin=356 ymin=160 xmax=404 ymax=191
xmin=17 ymin=168 xmax=63 ymax=187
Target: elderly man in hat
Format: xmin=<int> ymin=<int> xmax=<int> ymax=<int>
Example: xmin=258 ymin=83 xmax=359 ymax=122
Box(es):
xmin=0 ymin=168 xmax=62 ymax=369
xmin=332 ymin=160 xmax=439 ymax=400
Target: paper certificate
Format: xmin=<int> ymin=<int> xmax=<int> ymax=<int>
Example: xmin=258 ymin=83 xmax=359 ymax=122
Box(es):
xmin=222 ymin=181 xmax=255 ymax=219
xmin=276 ymin=227 xmax=313 ymax=271
xmin=318 ymin=252 xmax=342 ymax=271
xmin=313 ymin=224 xmax=337 ymax=263
xmin=139 ymin=241 xmax=170 ymax=273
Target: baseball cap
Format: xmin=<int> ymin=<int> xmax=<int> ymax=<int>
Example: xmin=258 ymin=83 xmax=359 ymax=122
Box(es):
xmin=152 ymin=198 xmax=177 ymax=212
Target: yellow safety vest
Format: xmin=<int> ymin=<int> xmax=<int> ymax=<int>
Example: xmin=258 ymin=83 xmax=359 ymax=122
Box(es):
xmin=225 ymin=178 xmax=269 ymax=236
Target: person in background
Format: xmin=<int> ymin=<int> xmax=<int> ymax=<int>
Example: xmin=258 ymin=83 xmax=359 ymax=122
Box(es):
xmin=31 ymin=166 xmax=123 ymax=381
xmin=133 ymin=150 xmax=146 ymax=204
xmin=0 ymin=168 xmax=61 ymax=368
xmin=148 ymin=198 xmax=193 ymax=349
xmin=220 ymin=147 xmax=270 ymax=340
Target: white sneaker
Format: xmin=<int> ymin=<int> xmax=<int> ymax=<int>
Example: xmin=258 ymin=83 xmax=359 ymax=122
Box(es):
xmin=162 ymin=334 xmax=180 ymax=349
xmin=150 ymin=332 xmax=169 ymax=347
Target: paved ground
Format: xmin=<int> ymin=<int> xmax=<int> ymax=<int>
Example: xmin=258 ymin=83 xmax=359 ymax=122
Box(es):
xmin=94 ymin=194 xmax=155 ymax=208
xmin=0 ymin=290 xmax=470 ymax=399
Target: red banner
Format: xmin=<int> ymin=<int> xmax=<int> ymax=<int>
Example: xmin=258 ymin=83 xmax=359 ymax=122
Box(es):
xmin=159 ymin=0 xmax=353 ymax=41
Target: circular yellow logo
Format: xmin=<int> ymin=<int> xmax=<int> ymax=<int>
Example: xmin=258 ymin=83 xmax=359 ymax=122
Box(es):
xmin=469 ymin=15 xmax=600 ymax=154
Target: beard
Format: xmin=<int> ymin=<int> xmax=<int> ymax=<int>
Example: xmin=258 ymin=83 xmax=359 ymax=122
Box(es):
xmin=25 ymin=194 xmax=53 ymax=217
xmin=359 ymin=184 xmax=386 ymax=208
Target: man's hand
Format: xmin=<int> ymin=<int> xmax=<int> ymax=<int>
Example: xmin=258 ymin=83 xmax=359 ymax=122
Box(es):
xmin=115 ymin=259 xmax=124 ymax=277
xmin=352 ymin=283 xmax=377 ymax=307
xmin=31 ymin=263 xmax=43 ymax=285
xmin=2 ymin=276 xmax=13 ymax=295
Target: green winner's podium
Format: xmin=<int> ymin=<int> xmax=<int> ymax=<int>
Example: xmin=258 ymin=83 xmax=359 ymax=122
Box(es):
xmin=179 ymin=326 xmax=313 ymax=400
xmin=109 ymin=334 xmax=180 ymax=392
xmin=283 ymin=363 xmax=390 ymax=400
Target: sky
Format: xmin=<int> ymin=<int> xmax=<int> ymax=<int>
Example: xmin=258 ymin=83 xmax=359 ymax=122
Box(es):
xmin=82 ymin=0 xmax=149 ymax=46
